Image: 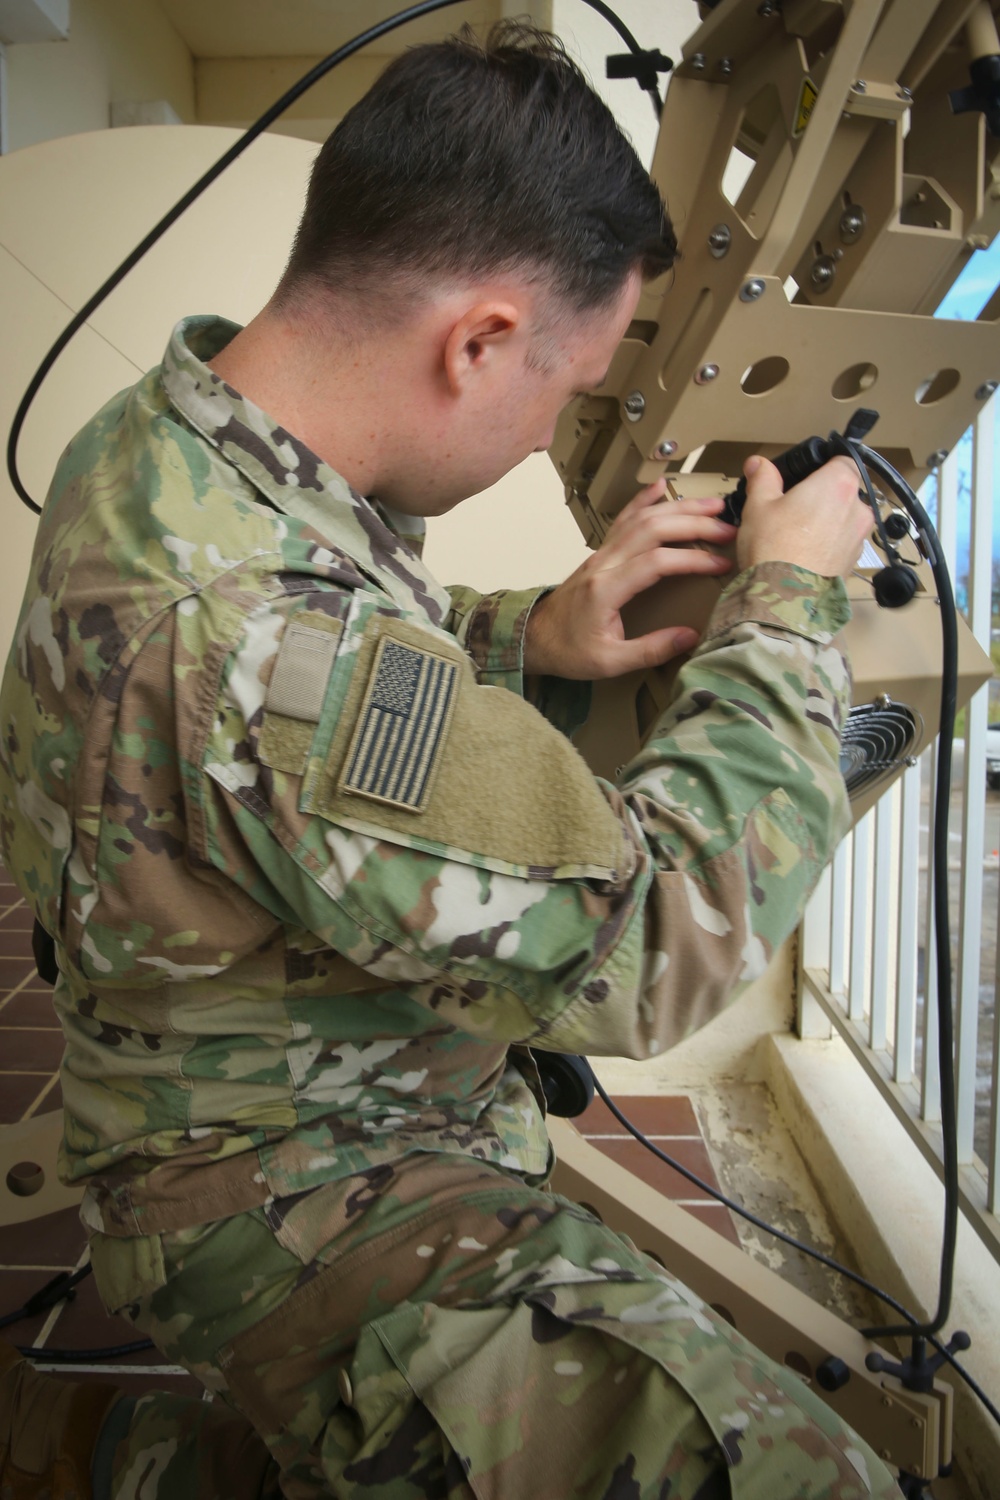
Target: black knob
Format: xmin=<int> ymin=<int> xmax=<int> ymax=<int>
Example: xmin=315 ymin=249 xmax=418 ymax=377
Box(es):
xmin=816 ymin=1356 xmax=851 ymax=1392
xmin=537 ymin=1053 xmax=595 ymax=1118
xmin=873 ymin=564 xmax=919 ymax=609
xmin=883 ymin=511 xmax=910 ymax=540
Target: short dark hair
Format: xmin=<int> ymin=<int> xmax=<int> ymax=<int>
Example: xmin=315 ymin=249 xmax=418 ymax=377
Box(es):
xmin=277 ymin=21 xmax=676 ymax=317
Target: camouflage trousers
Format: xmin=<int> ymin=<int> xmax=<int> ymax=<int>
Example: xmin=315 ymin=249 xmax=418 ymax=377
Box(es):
xmin=88 ymin=1153 xmax=902 ymax=1500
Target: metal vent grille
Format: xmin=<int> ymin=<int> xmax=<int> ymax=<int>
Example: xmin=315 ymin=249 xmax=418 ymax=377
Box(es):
xmin=840 ymin=698 xmax=921 ymax=798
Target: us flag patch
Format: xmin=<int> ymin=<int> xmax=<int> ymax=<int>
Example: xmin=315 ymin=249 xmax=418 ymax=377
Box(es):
xmin=340 ymin=636 xmax=459 ymax=811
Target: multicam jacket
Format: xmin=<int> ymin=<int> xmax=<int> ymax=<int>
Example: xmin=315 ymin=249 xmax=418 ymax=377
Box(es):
xmin=0 ymin=316 xmax=852 ymax=1237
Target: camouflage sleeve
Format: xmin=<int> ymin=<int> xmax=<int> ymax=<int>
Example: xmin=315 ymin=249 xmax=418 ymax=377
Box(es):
xmin=445 ymin=583 xmax=592 ymax=736
xmin=201 ymin=560 xmax=850 ymax=1060
xmin=444 ymin=583 xmax=545 ymax=696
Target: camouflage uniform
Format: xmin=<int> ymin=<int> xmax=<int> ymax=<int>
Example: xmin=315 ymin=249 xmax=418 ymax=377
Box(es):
xmin=0 ymin=317 xmax=899 ymax=1498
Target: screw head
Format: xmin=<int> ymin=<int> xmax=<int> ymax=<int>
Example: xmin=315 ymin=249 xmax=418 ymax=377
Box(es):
xmin=976 ymin=380 xmax=999 ymax=400
xmin=853 ymin=78 xmax=867 ymax=93
xmin=740 ymin=277 xmax=767 ymax=302
xmin=839 ymin=205 xmax=866 ymax=243
xmin=757 ymin=0 xmax=778 ymax=15
xmin=708 ymin=223 xmax=732 ymax=257
xmin=623 ymin=390 xmax=646 ymax=422
xmin=691 ymin=52 xmax=706 ymax=71
xmin=810 ymin=255 xmax=837 ymax=291
xmin=719 ymin=57 xmax=733 ymax=77
xmin=926 ymin=448 xmax=949 ymax=468
xmin=695 ymin=363 xmax=720 ymax=384
xmin=897 ymin=85 xmax=913 ymax=100
xmin=655 ymin=439 xmax=678 ymax=458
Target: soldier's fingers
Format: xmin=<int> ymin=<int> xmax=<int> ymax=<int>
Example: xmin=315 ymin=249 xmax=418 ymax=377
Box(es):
xmin=598 ymin=543 xmax=733 ymax=614
xmin=603 ymin=503 xmax=734 ymax=566
xmin=597 ymin=624 xmax=702 ymax=677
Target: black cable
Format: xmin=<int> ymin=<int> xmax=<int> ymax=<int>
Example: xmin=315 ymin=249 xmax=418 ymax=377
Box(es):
xmin=580 ymin=0 xmax=665 ymax=115
xmin=828 ymin=432 xmax=900 ymax=562
xmin=591 ymin=1074 xmax=920 ymax=1325
xmin=592 ymin=1075 xmax=1000 ymax=1431
xmin=0 ymin=1259 xmax=155 ymax=1358
xmin=0 ymin=1263 xmax=91 ymax=1329
xmin=852 ymin=444 xmax=960 ymax=1343
xmin=16 ymin=1339 xmax=154 ymax=1361
xmin=6 ymin=0 xmax=662 ymax=515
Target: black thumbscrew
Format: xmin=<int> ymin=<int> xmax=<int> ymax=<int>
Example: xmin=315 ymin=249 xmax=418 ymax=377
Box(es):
xmin=873 ymin=564 xmax=919 ymax=609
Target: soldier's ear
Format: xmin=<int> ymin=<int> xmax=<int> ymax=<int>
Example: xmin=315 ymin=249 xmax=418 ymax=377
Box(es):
xmin=442 ymin=300 xmax=521 ymax=396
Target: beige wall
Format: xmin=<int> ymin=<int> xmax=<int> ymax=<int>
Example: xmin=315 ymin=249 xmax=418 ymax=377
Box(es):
xmin=4 ymin=0 xmax=194 ymax=152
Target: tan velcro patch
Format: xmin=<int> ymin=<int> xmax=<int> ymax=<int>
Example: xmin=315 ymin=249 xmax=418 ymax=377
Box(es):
xmin=310 ymin=617 xmax=628 ymax=879
xmin=266 ymin=620 xmax=342 ymax=722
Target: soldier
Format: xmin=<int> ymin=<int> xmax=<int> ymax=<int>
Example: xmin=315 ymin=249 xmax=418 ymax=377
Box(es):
xmin=0 ymin=20 xmax=893 ymax=1500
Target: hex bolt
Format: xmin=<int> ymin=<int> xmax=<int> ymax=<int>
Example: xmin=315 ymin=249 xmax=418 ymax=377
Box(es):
xmin=719 ymin=57 xmax=733 ymax=77
xmin=739 ymin=278 xmax=767 ymax=302
xmin=691 ymin=52 xmax=706 ymax=71
xmin=655 ymin=439 xmax=678 ymax=459
xmin=926 ymin=449 xmax=949 ymax=468
xmin=623 ymin=390 xmax=646 ymax=422
xmin=695 ymin=364 xmax=720 ymax=384
xmin=708 ymin=223 xmax=732 ymax=257
xmin=975 ymin=380 xmax=999 ymax=400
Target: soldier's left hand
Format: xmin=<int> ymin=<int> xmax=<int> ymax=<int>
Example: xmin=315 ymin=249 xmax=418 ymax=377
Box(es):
xmin=523 ymin=479 xmax=736 ymax=680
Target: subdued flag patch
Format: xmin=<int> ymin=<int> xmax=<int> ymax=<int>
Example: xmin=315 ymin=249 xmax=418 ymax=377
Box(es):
xmin=340 ymin=635 xmax=459 ymax=811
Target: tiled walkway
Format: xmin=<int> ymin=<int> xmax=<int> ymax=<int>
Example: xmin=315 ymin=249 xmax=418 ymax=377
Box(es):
xmin=0 ymin=856 xmax=737 ymax=1401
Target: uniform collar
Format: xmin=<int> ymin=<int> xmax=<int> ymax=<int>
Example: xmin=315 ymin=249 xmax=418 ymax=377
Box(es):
xmin=160 ymin=315 xmax=452 ymax=626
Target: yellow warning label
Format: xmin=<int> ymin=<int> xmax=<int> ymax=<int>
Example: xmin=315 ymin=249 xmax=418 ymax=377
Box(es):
xmin=793 ymin=77 xmax=819 ymax=138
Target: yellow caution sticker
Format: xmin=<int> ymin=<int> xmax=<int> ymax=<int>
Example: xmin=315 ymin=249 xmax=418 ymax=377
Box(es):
xmin=793 ymin=76 xmax=818 ymax=138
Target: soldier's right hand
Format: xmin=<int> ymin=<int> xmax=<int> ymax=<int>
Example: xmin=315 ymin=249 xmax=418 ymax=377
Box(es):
xmin=736 ymin=453 xmax=873 ymax=579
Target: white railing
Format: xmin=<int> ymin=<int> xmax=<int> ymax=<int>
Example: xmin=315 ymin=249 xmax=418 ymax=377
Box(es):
xmin=798 ymin=395 xmax=1000 ymax=1266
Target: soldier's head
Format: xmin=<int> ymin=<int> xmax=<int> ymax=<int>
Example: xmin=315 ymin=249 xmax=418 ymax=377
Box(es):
xmin=275 ymin=21 xmax=676 ymax=334
xmin=258 ymin=22 xmax=675 ymax=512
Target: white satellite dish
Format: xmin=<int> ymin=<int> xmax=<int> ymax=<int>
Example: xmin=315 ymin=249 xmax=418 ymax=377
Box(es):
xmin=0 ymin=124 xmax=317 ymax=650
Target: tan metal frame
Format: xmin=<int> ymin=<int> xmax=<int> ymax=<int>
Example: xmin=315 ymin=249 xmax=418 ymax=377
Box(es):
xmin=549 ymin=1118 xmax=952 ymax=1482
xmin=545 ymin=0 xmax=1000 ymax=1476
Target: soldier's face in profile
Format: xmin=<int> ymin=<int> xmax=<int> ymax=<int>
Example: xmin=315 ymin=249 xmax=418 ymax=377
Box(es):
xmin=411 ymin=269 xmax=643 ymax=517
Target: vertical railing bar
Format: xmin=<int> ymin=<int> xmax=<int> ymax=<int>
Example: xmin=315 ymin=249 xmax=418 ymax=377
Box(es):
xmin=894 ymin=759 xmax=921 ymax=1085
xmin=849 ymin=812 xmax=871 ymax=1023
xmin=954 ymin=407 xmax=993 ymax=1162
xmin=830 ymin=833 xmax=850 ymax=998
xmin=991 ymin=868 xmax=1000 ymax=1212
xmin=870 ymin=792 xmax=893 ymax=1051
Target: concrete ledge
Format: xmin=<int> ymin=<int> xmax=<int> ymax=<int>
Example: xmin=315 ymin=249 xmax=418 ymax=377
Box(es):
xmin=763 ymin=1031 xmax=1000 ymax=1500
